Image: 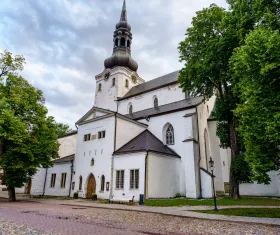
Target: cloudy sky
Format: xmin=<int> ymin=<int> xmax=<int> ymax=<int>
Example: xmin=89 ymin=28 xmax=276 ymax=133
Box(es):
xmin=0 ymin=0 xmax=228 ymax=128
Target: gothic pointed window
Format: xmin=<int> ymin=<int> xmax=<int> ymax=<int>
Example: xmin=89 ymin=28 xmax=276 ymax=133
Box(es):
xmin=101 ymin=175 xmax=105 ymax=192
xmin=79 ymin=176 xmax=82 ymax=191
xmin=154 ymin=97 xmax=158 ymax=108
xmin=98 ymin=83 xmax=102 ymax=92
xmin=166 ymin=125 xmax=174 ymax=145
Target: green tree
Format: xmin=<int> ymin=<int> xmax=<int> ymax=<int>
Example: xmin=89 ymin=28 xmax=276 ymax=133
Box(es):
xmin=178 ymin=4 xmax=242 ymax=198
xmin=55 ymin=123 xmax=73 ymax=137
xmin=230 ymin=27 xmax=280 ymax=184
xmin=0 ymin=51 xmax=59 ymax=201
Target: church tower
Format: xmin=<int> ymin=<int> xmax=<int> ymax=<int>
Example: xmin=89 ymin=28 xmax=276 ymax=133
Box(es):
xmin=94 ymin=0 xmax=144 ymax=111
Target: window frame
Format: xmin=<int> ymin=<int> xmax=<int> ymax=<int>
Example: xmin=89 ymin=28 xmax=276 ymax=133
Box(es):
xmin=100 ymin=175 xmax=105 ymax=192
xmin=166 ymin=125 xmax=175 ymax=145
xmin=129 ymin=169 xmax=139 ymax=190
xmin=50 ymin=173 xmax=56 ymax=188
xmin=125 ymin=79 xmax=129 ymax=88
xmin=79 ymin=176 xmax=82 ymax=191
xmin=60 ymin=173 xmax=67 ymax=188
xmin=98 ymin=83 xmax=102 ymax=92
xmin=84 ymin=134 xmax=91 ymax=142
xmin=154 ymin=97 xmax=158 ymax=108
xmin=115 ymin=170 xmax=125 ymax=190
xmin=98 ymin=130 xmax=106 ymax=139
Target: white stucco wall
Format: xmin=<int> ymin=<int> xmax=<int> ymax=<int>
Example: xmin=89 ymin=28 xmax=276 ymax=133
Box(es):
xmin=118 ymin=83 xmax=186 ymax=115
xmin=138 ymin=109 xmax=200 ymax=198
xmin=200 ymin=169 xmax=213 ymax=198
xmin=148 ymin=152 xmax=181 ymax=198
xmin=94 ymin=67 xmax=143 ymax=111
xmin=72 ymin=116 xmax=115 ymax=199
xmin=113 ymin=152 xmax=146 ymax=201
xmin=31 ymin=168 xmax=47 ymax=195
xmin=240 ymin=171 xmax=280 ymax=197
xmin=116 ymin=117 xmax=146 ymax=149
xmin=44 ymin=162 xmax=72 ymax=197
xmin=58 ymin=134 xmax=77 ymax=158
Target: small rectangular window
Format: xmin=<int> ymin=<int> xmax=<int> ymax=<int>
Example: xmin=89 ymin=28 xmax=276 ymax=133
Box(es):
xmin=130 ymin=169 xmax=139 ymax=190
xmin=84 ymin=134 xmax=91 ymax=142
xmin=50 ymin=174 xmax=56 ymax=188
xmin=116 ymin=170 xmax=124 ymax=189
xmin=91 ymin=134 xmax=97 ymax=140
xmin=60 ymin=173 xmax=67 ymax=188
xmin=98 ymin=131 xmax=106 ymax=139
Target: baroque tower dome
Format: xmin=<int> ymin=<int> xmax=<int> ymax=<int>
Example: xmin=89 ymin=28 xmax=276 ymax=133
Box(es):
xmin=104 ymin=0 xmax=138 ymax=72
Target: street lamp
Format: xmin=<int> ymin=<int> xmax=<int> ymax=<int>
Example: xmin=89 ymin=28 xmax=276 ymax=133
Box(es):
xmin=209 ymin=157 xmax=218 ymax=211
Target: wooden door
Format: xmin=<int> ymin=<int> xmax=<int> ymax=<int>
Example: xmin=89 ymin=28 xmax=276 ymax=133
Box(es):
xmin=86 ymin=174 xmax=96 ymax=199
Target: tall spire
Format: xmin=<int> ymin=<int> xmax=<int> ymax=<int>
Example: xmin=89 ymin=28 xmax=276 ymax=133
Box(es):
xmin=104 ymin=0 xmax=138 ymax=72
xmin=120 ymin=0 xmax=127 ymax=22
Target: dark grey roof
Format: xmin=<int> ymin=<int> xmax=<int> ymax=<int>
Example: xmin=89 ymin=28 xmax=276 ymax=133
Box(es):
xmin=53 ymin=154 xmax=75 ymax=163
xmin=114 ymin=130 xmax=180 ymax=158
xmin=58 ymin=131 xmax=77 ymax=139
xmin=126 ymin=97 xmax=203 ymax=120
xmin=118 ymin=70 xmax=180 ymax=100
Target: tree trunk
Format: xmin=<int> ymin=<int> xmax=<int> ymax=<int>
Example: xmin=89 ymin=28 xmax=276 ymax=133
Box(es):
xmin=8 ymin=186 xmax=16 ymax=202
xmin=229 ymin=120 xmax=240 ymax=199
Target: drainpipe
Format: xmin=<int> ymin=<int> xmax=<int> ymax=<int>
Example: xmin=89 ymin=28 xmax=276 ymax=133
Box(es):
xmin=196 ymin=107 xmax=202 ymax=198
xmin=144 ymin=151 xmax=149 ymax=200
xmin=42 ymin=168 xmax=48 ymax=196
xmin=68 ymin=159 xmax=74 ymax=197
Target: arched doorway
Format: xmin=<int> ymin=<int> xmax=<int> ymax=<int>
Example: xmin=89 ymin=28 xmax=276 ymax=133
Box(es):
xmin=86 ymin=174 xmax=96 ymax=199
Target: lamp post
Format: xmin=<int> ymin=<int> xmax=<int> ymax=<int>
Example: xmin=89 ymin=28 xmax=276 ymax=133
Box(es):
xmin=209 ymin=157 xmax=218 ymax=211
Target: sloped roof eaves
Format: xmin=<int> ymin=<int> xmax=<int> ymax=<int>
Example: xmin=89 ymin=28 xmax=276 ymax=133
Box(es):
xmin=118 ymin=70 xmax=180 ymax=101
xmin=127 ymin=97 xmax=203 ymax=120
xmin=76 ymin=107 xmax=114 ymax=125
xmin=77 ymin=113 xmax=115 ymax=126
xmin=53 ymin=154 xmax=75 ymax=163
xmin=58 ymin=131 xmax=77 ymax=139
xmin=113 ymin=149 xmax=181 ymax=158
xmin=113 ymin=130 xmax=180 ymax=158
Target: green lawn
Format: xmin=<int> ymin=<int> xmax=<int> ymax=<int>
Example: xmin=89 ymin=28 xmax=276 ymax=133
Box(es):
xmin=145 ymin=197 xmax=280 ymax=207
xmin=194 ymin=208 xmax=280 ymax=218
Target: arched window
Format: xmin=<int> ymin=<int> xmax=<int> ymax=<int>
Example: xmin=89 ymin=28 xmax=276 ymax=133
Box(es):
xmin=101 ymin=175 xmax=105 ymax=192
xmin=154 ymin=97 xmax=158 ymax=108
xmin=98 ymin=83 xmax=102 ymax=92
xmin=112 ymin=77 xmax=116 ymax=86
xmin=125 ymin=79 xmax=129 ymax=88
xmin=166 ymin=125 xmax=174 ymax=145
xmin=79 ymin=176 xmax=82 ymax=191
xmin=127 ymin=40 xmax=131 ymax=48
xmin=121 ymin=38 xmax=126 ymax=46
xmin=115 ymin=38 xmax=119 ymax=47
xmin=129 ymin=104 xmax=133 ymax=114
xmin=90 ymin=158 xmax=94 ymax=166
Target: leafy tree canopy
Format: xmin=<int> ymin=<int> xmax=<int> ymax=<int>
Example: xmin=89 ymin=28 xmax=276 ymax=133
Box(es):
xmin=0 ymin=50 xmax=59 ymax=201
xmin=231 ymin=27 xmax=280 ymax=184
xmin=55 ymin=123 xmax=73 ymax=137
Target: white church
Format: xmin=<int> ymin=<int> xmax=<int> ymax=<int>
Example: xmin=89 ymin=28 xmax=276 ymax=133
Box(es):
xmin=31 ymin=0 xmax=280 ymax=200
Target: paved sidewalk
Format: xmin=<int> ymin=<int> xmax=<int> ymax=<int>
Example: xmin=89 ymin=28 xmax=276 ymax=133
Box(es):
xmin=28 ymin=198 xmax=280 ymax=226
xmin=1 ymin=191 xmax=280 ymax=227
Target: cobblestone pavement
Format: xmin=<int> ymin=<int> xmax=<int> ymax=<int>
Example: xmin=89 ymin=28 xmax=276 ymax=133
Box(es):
xmin=0 ymin=201 xmax=279 ymax=235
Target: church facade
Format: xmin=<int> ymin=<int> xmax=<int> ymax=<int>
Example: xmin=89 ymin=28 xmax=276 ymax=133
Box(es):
xmin=31 ymin=0 xmax=280 ymax=200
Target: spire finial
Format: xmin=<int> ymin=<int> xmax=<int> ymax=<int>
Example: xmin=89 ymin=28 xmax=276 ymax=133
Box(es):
xmin=120 ymin=0 xmax=127 ymax=22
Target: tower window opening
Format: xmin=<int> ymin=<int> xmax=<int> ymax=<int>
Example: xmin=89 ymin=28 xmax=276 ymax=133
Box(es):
xmin=112 ymin=77 xmax=116 ymax=86
xmin=154 ymin=97 xmax=158 ymax=108
xmin=115 ymin=38 xmax=119 ymax=47
xmin=125 ymin=79 xmax=129 ymax=88
xmin=127 ymin=40 xmax=131 ymax=48
xmin=121 ymin=38 xmax=126 ymax=46
xmin=98 ymin=83 xmax=102 ymax=92
xmin=128 ymin=102 xmax=133 ymax=115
